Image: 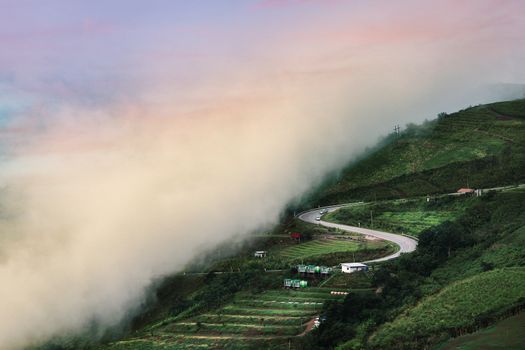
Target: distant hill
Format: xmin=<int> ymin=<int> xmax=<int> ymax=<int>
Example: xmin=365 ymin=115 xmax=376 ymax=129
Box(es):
xmin=305 ymin=98 xmax=525 ymax=205
xmin=301 ymin=99 xmax=525 ymax=350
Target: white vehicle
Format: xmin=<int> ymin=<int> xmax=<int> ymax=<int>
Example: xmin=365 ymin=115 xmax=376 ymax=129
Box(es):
xmin=315 ymin=217 xmax=321 ymax=221
xmin=319 ymin=209 xmax=327 ymax=214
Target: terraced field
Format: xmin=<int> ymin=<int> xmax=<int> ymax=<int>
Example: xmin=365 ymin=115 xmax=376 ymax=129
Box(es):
xmin=367 ymin=210 xmax=457 ymax=236
xmin=101 ymin=287 xmax=347 ymax=349
xmin=325 ymin=197 xmax=472 ymax=237
xmin=274 ymin=238 xmax=362 ymax=260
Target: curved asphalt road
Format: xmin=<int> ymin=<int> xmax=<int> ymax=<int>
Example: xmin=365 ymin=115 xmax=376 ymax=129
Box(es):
xmin=298 ymin=205 xmax=418 ymax=263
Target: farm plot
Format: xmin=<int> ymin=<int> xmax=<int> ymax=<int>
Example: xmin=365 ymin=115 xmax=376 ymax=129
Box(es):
xmin=325 ymin=197 xmax=472 ymax=237
xmin=102 ymin=334 xmax=288 ymax=350
xmin=114 ymin=287 xmax=347 ymax=349
xmin=275 ymin=239 xmax=362 ymax=260
xmin=372 ymin=210 xmax=456 ymax=236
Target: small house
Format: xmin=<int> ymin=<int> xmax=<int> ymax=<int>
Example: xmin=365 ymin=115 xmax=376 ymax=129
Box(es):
xmin=457 ymin=188 xmax=475 ymax=195
xmin=290 ymin=232 xmax=302 ymax=240
xmin=283 ymin=278 xmax=307 ymax=289
xmin=341 ymin=262 xmax=368 ymax=274
xmin=320 ymin=266 xmax=332 ymax=275
xmin=254 ymin=251 xmax=267 ymax=258
xmin=297 ymin=264 xmax=307 ymax=273
xmin=297 ymin=264 xmax=332 ymax=276
xmin=306 ymin=265 xmax=319 ymax=274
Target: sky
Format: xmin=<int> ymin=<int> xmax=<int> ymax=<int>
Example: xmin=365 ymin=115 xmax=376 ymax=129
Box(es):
xmin=0 ymin=1 xmax=524 ymax=348
xmin=1 ymin=0 xmax=523 ymax=111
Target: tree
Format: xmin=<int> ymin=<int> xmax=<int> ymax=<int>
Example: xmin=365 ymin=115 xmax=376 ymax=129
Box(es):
xmin=437 ymin=112 xmax=448 ymax=120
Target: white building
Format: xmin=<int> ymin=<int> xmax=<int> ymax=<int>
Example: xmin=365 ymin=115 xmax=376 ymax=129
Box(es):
xmin=254 ymin=251 xmax=267 ymax=258
xmin=341 ymin=262 xmax=368 ymax=273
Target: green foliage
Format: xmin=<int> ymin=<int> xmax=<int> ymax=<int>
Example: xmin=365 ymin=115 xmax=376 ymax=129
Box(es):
xmin=489 ymin=100 xmax=525 ymax=118
xmin=435 ymin=311 xmax=525 ymax=350
xmin=307 ymin=292 xmax=385 ymax=349
xmin=100 ymin=286 xmax=345 ymax=350
xmin=303 ymin=99 xmax=525 ymax=206
xmin=305 ymin=191 xmax=525 ymax=349
xmin=276 ymin=239 xmax=372 ymax=260
xmin=368 ymin=268 xmax=525 ymax=350
xmin=324 ymin=196 xmax=474 ymax=237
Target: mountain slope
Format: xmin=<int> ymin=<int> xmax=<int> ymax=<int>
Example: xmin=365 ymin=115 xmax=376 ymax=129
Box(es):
xmin=308 ymin=99 xmax=525 ymax=205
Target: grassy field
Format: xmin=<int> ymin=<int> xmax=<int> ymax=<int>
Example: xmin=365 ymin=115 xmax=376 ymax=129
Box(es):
xmin=207 ymin=229 xmax=391 ymax=272
xmin=101 ymin=287 xmax=346 ymax=350
xmin=434 ymin=311 xmax=525 ymax=350
xmin=324 ymin=196 xmax=476 ymax=237
xmin=320 ymin=271 xmax=373 ymax=289
xmin=203 ymin=218 xmax=364 ymax=272
xmin=275 ymin=239 xmax=363 ymax=260
xmin=101 ymin=336 xmax=288 ymax=350
xmin=368 ymin=268 xmax=525 ymax=349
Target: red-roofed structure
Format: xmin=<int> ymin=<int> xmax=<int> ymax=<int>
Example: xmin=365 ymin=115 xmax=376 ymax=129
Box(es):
xmin=290 ymin=232 xmax=302 ymax=240
xmin=457 ymin=188 xmax=475 ymax=194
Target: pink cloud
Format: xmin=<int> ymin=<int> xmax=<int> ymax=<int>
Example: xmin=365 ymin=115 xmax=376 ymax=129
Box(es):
xmin=253 ymin=0 xmax=342 ymax=10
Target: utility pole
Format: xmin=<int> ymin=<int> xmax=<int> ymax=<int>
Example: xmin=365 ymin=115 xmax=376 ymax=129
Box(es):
xmin=370 ymin=210 xmax=373 ymax=228
xmin=394 ymin=125 xmax=400 ymax=136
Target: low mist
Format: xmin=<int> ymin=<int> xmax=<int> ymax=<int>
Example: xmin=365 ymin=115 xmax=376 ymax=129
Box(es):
xmin=1 ymin=1 xmax=524 ymax=348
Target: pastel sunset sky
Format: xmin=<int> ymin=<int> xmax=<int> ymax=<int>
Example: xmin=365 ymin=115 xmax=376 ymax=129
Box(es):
xmin=0 ymin=1 xmax=524 ymax=349
xmin=1 ymin=0 xmax=524 ymax=119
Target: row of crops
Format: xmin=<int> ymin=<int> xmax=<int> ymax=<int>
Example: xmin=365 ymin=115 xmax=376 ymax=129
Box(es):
xmin=275 ymin=239 xmax=362 ymax=260
xmin=368 ymin=268 xmax=525 ymax=349
xmin=366 ymin=210 xmax=457 ymax=236
xmin=323 ymin=199 xmax=468 ymax=237
xmin=103 ymin=287 xmax=348 ymax=349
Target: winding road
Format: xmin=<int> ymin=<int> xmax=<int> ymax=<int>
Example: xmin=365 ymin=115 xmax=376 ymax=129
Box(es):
xmin=298 ymin=204 xmax=418 ymax=263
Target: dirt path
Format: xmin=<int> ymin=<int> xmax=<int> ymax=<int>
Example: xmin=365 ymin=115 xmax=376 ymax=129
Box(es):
xmin=298 ymin=317 xmax=317 ymax=336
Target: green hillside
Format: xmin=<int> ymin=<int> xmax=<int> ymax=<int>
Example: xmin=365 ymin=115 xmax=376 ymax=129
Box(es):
xmin=109 ymin=99 xmax=525 ymax=350
xmin=297 ymin=99 xmax=525 ymax=350
xmin=37 ymin=99 xmax=525 ymax=350
xmin=435 ymin=311 xmax=525 ymax=350
xmin=323 ymin=196 xmax=475 ymax=237
xmin=308 ymin=189 xmax=525 ymax=350
xmin=100 ymin=288 xmax=347 ymax=350
xmin=309 ymin=99 xmax=525 ymax=205
xmin=368 ymin=268 xmax=525 ymax=349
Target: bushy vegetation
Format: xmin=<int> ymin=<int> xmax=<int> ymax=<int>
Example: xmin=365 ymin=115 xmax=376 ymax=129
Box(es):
xmin=369 ymin=268 xmax=525 ymax=349
xmin=435 ymin=311 xmax=525 ymax=350
xmin=301 ymin=190 xmax=525 ymax=349
xmin=275 ymin=239 xmax=378 ymax=260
